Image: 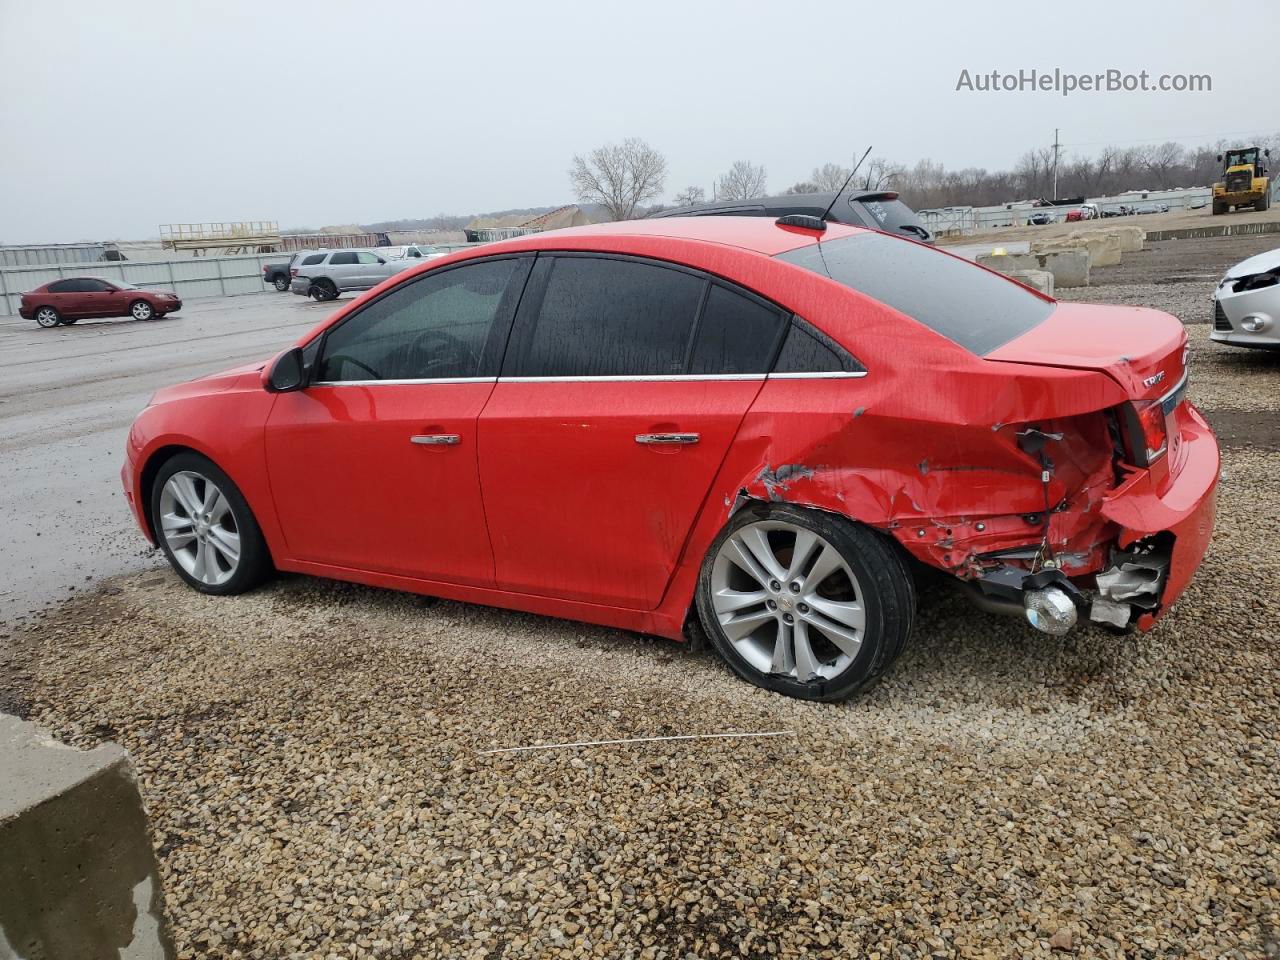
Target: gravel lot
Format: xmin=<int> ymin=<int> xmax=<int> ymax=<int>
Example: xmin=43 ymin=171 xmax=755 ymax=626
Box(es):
xmin=3 ymin=234 xmax=1279 ymax=959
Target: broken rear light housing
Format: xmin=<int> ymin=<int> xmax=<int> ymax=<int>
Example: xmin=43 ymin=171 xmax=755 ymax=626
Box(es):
xmin=1133 ymin=401 xmax=1168 ymax=463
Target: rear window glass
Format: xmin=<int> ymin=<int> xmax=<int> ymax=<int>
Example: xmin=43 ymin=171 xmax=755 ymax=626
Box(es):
xmin=776 ymin=233 xmax=1054 ymax=355
xmin=302 ymin=254 xmax=325 ymax=265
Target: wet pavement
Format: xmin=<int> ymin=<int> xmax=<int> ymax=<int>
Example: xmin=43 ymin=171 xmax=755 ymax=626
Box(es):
xmin=0 ymin=293 xmax=331 ymax=631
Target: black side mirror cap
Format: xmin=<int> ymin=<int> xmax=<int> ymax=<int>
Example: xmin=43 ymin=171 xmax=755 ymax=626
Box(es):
xmin=266 ymin=347 xmax=307 ymax=392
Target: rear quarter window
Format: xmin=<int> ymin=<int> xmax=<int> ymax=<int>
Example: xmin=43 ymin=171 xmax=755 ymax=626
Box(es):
xmin=777 ymin=233 xmax=1054 ymax=355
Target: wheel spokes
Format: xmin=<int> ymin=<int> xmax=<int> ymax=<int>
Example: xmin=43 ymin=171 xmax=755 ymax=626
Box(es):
xmin=738 ymin=527 xmax=787 ymax=582
xmin=721 ymin=607 xmax=774 ymax=641
xmin=792 ymin=620 xmax=821 ymax=681
xmin=713 ymin=587 xmax=768 ymax=613
xmin=769 ymin=620 xmax=795 ymax=674
xmin=207 ymin=526 xmax=240 ymax=565
xmin=806 ymin=596 xmax=865 ymax=634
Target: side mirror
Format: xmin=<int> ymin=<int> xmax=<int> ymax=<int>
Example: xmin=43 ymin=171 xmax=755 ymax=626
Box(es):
xmin=266 ymin=347 xmax=306 ymax=392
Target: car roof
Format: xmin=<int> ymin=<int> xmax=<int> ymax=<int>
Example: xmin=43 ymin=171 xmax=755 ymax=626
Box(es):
xmin=484 ymin=215 xmax=866 ymax=257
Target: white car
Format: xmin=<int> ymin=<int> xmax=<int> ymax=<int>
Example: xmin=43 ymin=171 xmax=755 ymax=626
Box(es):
xmin=1212 ymin=247 xmax=1280 ymax=349
xmin=378 ymin=244 xmax=445 ymax=261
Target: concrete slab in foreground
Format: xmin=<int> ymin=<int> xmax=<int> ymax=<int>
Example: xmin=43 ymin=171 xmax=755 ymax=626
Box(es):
xmin=0 ymin=714 xmax=174 ymax=960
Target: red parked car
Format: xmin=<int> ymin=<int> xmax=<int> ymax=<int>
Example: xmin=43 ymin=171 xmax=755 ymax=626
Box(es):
xmin=121 ymin=217 xmax=1218 ymax=701
xmin=20 ymin=278 xmax=181 ymax=327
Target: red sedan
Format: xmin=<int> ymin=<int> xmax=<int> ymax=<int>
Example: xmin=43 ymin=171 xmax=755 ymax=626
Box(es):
xmin=20 ymin=278 xmax=181 ymax=327
xmin=121 ymin=217 xmax=1218 ymax=701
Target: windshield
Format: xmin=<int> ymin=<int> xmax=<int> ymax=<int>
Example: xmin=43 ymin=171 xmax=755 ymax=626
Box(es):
xmin=776 ymin=233 xmax=1055 ymax=355
xmin=1226 ymin=150 xmax=1258 ymax=165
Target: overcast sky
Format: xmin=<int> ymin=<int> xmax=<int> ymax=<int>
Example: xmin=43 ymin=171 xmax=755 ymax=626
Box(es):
xmin=1 ymin=0 xmax=1275 ymax=243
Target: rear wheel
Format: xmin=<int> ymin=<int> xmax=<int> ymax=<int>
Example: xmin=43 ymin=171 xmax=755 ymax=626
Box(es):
xmin=34 ymin=306 xmax=61 ymax=328
xmin=150 ymin=452 xmax=272 ymax=595
xmin=273 ymin=275 xmax=290 ymax=292
xmin=130 ymin=300 xmax=154 ymax=321
xmin=310 ymin=279 xmax=337 ymax=302
xmin=696 ymin=504 xmax=915 ymax=702
xmin=1256 ymin=193 xmax=1271 ymax=212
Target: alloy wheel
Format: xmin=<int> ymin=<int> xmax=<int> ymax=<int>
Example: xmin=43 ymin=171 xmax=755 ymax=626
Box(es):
xmin=131 ymin=301 xmax=154 ymax=320
xmin=158 ymin=470 xmax=240 ymax=586
xmin=35 ymin=307 xmax=60 ymax=328
xmin=709 ymin=520 xmax=866 ymax=683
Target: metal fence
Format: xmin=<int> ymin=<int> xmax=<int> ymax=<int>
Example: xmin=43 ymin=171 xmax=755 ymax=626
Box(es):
xmin=0 ymin=253 xmax=287 ymax=316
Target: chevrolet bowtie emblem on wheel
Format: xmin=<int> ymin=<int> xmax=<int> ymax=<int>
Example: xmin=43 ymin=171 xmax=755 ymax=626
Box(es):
xmin=1143 ymin=371 xmax=1167 ymax=389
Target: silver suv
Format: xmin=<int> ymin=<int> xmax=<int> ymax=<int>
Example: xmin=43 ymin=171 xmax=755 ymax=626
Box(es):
xmin=289 ymin=249 xmax=418 ymax=302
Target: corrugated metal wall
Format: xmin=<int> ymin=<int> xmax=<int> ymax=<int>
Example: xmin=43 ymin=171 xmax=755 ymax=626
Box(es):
xmin=0 ymin=254 xmax=286 ymax=316
xmin=0 ymin=244 xmax=107 ymax=266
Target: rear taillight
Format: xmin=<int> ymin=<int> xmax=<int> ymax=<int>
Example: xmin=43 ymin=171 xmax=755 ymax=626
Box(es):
xmin=1133 ymin=401 xmax=1168 ymax=463
xmin=290 ymin=268 xmax=298 ymax=277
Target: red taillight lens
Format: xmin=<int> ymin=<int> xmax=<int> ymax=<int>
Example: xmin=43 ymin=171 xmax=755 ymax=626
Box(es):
xmin=1135 ymin=401 xmax=1168 ymax=462
xmin=290 ymin=268 xmax=298 ymax=277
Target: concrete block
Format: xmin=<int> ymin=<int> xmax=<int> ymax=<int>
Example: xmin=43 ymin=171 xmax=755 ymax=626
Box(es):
xmin=1005 ymin=269 xmax=1055 ymax=297
xmin=1112 ymin=226 xmax=1145 ymax=252
xmin=977 ymin=250 xmax=1090 ymax=287
xmin=0 ymin=714 xmax=175 ymax=960
xmin=1061 ymin=231 xmax=1123 ymax=266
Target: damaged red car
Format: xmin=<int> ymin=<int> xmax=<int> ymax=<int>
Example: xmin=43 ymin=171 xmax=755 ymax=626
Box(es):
xmin=122 ymin=216 xmax=1218 ymax=701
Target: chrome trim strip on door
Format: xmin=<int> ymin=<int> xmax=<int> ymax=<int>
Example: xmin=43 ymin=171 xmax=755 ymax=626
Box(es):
xmin=500 ymin=374 xmax=767 ymax=383
xmin=309 ymin=372 xmax=867 ymax=387
xmin=767 ymin=371 xmax=869 ymax=380
xmin=311 ymin=377 xmax=498 ymax=386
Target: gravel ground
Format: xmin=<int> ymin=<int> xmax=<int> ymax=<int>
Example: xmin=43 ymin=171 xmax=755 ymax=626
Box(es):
xmin=4 ymin=234 xmax=1280 ymax=960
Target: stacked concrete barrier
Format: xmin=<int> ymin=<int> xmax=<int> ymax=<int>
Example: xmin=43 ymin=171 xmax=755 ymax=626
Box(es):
xmin=1030 ymin=233 xmax=1122 ymax=267
xmin=977 ymin=250 xmax=1090 ymax=288
xmin=1005 ymin=269 xmax=1055 ymax=297
xmin=0 ymin=714 xmax=175 ymax=960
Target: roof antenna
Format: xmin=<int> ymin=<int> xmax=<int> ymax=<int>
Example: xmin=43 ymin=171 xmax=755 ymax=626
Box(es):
xmin=819 ymin=146 xmax=873 ymax=223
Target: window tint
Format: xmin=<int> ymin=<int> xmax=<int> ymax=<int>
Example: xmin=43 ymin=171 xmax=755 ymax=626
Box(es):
xmin=302 ymin=253 xmax=325 ymax=266
xmin=773 ymin=321 xmax=856 ymax=373
xmin=777 ymin=233 xmax=1053 ymax=355
xmin=80 ymin=279 xmax=113 ymax=292
xmin=330 ymin=251 xmax=357 ymax=266
xmin=356 ymin=251 xmax=381 ymax=264
xmin=317 ymin=258 xmax=520 ymax=382
xmin=519 ymin=257 xmax=704 ymax=377
xmin=47 ymin=280 xmax=77 ymax=293
xmin=688 ymin=285 xmax=784 ymax=375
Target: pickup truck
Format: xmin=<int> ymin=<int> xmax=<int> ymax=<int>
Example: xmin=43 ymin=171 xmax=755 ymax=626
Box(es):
xmin=262 ymin=251 xmax=319 ymax=292
xmin=289 ymin=249 xmax=418 ymax=301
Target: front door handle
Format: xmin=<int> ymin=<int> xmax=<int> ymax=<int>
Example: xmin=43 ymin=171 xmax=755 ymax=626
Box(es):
xmin=410 ymin=434 xmax=460 ymax=445
xmin=635 ymin=432 xmax=700 ymax=445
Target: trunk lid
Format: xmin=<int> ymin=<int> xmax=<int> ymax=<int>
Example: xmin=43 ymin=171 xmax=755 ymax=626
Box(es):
xmin=985 ymin=302 xmax=1186 ymax=401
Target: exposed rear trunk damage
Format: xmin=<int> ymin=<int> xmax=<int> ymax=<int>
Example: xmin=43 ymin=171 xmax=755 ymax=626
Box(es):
xmin=736 ymin=303 xmax=1215 ymax=636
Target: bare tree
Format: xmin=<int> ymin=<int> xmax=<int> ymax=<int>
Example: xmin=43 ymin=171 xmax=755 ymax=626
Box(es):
xmin=673 ymin=185 xmax=705 ymax=206
xmin=569 ymin=138 xmax=667 ymax=221
xmin=1143 ymin=141 xmax=1186 ymax=189
xmin=810 ymin=162 xmax=851 ymax=191
xmin=716 ymin=160 xmax=768 ymax=200
xmin=783 ymin=181 xmax=819 ymax=195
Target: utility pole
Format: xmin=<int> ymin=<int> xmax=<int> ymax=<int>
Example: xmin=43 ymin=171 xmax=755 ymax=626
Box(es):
xmin=1051 ymin=128 xmax=1061 ymax=200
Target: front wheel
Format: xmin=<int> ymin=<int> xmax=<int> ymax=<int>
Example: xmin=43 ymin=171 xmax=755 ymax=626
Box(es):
xmin=130 ymin=300 xmax=155 ymax=321
xmin=273 ymin=276 xmax=290 ymax=292
xmin=35 ymin=306 xmax=61 ymax=328
xmin=150 ymin=452 xmax=273 ymax=595
xmin=696 ymin=504 xmax=915 ymax=702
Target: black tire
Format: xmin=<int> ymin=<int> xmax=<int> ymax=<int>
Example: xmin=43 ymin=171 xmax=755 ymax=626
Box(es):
xmin=695 ymin=503 xmax=916 ymax=702
xmin=1211 ymin=201 xmax=1225 ymax=215
xmin=130 ymin=299 xmax=155 ymax=321
xmin=1256 ymin=193 xmax=1271 ymax=213
xmin=59 ymin=317 xmax=78 ymax=325
xmin=311 ymin=279 xmax=337 ymax=302
xmin=34 ymin=306 xmax=61 ymax=328
xmin=149 ymin=452 xmax=273 ymax=596
xmin=273 ymin=275 xmax=290 ymax=292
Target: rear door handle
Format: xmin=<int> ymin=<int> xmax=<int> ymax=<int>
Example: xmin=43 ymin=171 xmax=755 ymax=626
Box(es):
xmin=410 ymin=434 xmax=460 ymax=445
xmin=635 ymin=432 xmax=700 ymax=445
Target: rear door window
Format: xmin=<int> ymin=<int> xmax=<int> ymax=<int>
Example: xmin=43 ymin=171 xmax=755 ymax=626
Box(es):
xmin=777 ymin=233 xmax=1054 ymax=355
xmin=330 ymin=251 xmax=358 ymax=266
xmin=47 ymin=280 xmax=77 ymax=293
xmin=513 ymin=256 xmax=704 ymax=377
xmin=302 ymin=253 xmax=325 ymax=266
xmin=688 ymin=285 xmax=785 ymax=375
